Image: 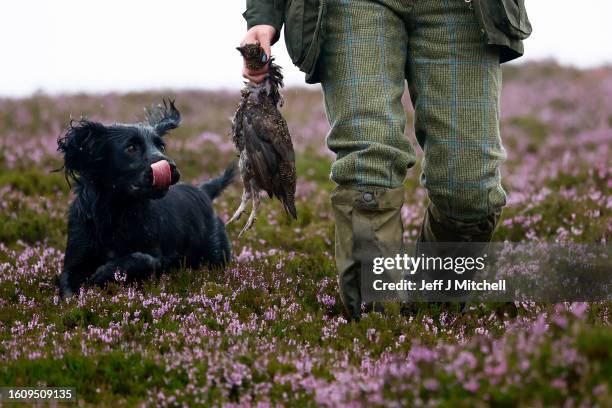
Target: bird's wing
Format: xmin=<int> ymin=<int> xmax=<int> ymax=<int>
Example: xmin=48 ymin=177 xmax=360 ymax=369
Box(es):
xmin=242 ymin=111 xmax=297 ymax=218
xmin=242 ymin=114 xmax=279 ymax=198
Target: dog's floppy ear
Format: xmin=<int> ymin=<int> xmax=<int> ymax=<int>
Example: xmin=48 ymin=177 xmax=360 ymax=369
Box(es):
xmin=146 ymin=99 xmax=181 ymax=136
xmin=57 ymin=119 xmax=108 ymax=183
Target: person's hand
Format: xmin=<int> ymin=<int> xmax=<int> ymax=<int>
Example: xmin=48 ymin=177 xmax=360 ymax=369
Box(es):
xmin=240 ymin=25 xmax=277 ymax=83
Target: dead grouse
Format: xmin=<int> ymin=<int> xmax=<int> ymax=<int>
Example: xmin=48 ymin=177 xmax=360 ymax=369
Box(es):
xmin=228 ymin=43 xmax=297 ymax=237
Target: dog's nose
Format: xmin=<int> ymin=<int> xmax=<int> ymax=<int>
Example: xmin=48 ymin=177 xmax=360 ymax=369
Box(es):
xmin=169 ymin=162 xmax=180 ymax=184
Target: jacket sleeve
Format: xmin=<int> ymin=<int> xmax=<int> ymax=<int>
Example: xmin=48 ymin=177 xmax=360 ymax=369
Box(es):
xmin=243 ymin=0 xmax=286 ymax=45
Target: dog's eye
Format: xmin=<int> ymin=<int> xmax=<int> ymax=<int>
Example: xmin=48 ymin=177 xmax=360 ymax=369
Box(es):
xmin=158 ymin=144 xmax=166 ymax=153
xmin=125 ymin=144 xmax=138 ymax=154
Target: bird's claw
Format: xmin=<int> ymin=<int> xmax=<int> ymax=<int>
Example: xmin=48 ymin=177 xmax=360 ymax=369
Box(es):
xmin=226 ymin=210 xmax=245 ymax=226
xmin=238 ymin=217 xmax=256 ymax=238
xmin=226 ymin=212 xmax=244 ymax=226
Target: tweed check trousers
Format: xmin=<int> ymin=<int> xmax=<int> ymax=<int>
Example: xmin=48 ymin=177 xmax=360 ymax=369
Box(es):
xmin=319 ymin=0 xmax=507 ymax=221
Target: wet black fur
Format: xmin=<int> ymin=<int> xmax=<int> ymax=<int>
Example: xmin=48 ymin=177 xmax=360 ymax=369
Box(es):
xmin=57 ymin=100 xmax=235 ymax=297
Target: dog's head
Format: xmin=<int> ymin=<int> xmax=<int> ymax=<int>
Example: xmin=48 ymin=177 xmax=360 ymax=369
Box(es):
xmin=58 ymin=99 xmax=182 ymax=200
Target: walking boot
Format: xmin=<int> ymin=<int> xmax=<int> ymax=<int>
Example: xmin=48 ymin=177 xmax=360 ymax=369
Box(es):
xmin=330 ymin=186 xmax=405 ymax=320
xmin=418 ymin=203 xmax=500 ymax=244
xmin=417 ymin=203 xmax=503 ymax=308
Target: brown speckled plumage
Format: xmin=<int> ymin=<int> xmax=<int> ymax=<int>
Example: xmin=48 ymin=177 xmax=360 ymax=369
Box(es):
xmin=237 ymin=43 xmax=269 ymax=71
xmin=228 ymin=45 xmax=297 ymax=237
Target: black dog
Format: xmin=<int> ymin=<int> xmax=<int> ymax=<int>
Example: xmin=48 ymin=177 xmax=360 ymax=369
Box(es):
xmin=57 ymin=100 xmax=234 ymax=297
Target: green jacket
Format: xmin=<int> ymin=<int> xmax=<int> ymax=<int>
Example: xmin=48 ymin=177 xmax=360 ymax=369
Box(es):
xmin=243 ymin=0 xmax=532 ymax=84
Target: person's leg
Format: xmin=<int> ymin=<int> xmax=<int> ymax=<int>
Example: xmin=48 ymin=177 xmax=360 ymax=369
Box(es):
xmin=406 ymin=0 xmax=506 ymax=242
xmin=319 ymin=0 xmax=414 ymax=319
xmin=321 ymin=0 xmax=415 ymax=189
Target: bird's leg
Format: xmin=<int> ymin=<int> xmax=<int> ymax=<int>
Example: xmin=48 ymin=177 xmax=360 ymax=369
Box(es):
xmin=227 ymin=188 xmax=252 ymax=226
xmin=239 ymin=190 xmax=260 ymax=238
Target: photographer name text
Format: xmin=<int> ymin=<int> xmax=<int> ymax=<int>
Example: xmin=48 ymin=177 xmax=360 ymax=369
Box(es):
xmin=373 ymin=279 xmax=507 ymax=292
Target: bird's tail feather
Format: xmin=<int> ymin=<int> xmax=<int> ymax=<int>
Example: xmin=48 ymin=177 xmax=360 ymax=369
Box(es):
xmin=201 ymin=163 xmax=236 ymax=201
xmin=283 ymin=198 xmax=297 ymax=219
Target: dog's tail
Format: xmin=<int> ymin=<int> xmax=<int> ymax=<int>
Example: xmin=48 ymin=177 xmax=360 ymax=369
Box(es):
xmin=201 ymin=163 xmax=236 ymax=201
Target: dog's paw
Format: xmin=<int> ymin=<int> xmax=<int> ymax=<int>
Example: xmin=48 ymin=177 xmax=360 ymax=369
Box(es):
xmin=87 ymin=265 xmax=115 ymax=287
xmin=130 ymin=252 xmax=162 ymax=271
xmin=59 ymin=286 xmax=74 ymax=299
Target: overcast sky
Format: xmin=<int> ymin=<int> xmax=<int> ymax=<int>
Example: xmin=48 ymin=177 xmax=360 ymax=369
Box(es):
xmin=1 ymin=0 xmax=611 ymax=97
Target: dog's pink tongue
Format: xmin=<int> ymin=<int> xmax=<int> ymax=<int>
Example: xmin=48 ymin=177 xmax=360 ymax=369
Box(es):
xmin=151 ymin=160 xmax=172 ymax=188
